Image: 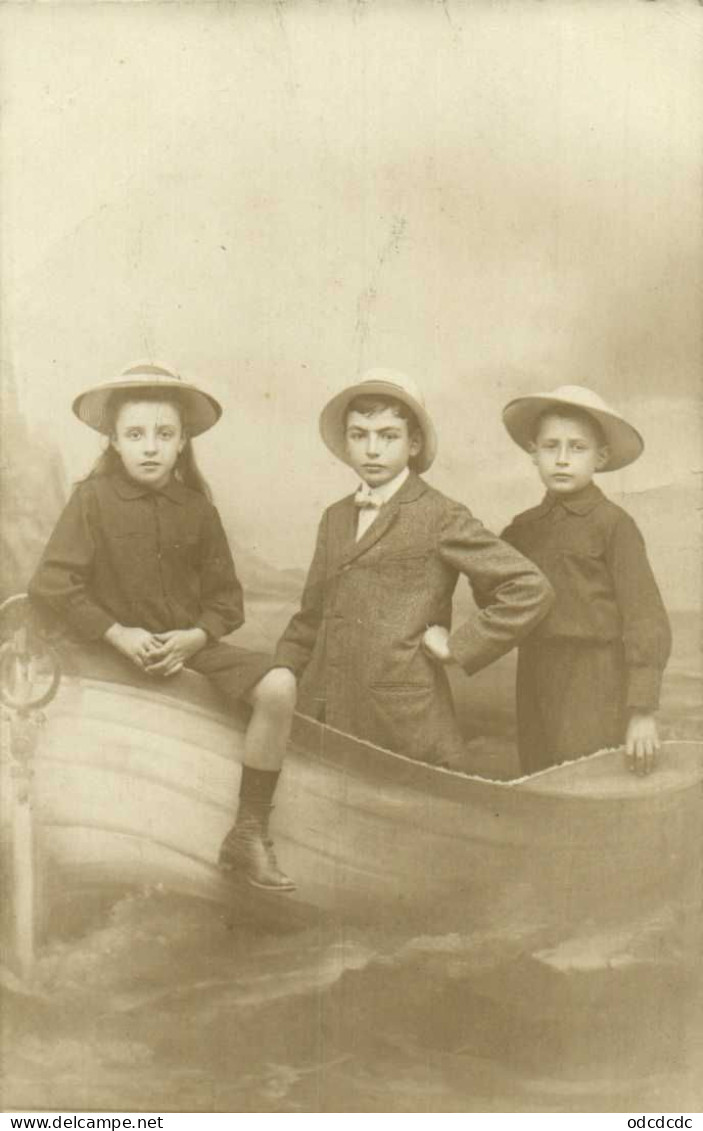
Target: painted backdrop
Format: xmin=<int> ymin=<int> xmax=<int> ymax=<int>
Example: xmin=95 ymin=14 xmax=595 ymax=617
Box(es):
xmin=1 ymin=0 xmax=700 ymax=614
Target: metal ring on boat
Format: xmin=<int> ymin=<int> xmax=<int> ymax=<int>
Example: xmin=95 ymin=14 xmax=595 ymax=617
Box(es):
xmin=0 ymin=641 xmax=62 ymax=711
xmin=0 ymin=593 xmax=62 ymax=711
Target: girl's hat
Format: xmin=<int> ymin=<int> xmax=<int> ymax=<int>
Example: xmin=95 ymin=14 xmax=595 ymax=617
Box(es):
xmin=319 ymin=367 xmax=437 ymax=473
xmin=72 ymin=364 xmax=222 ymax=436
xmin=502 ymin=384 xmax=644 ymax=471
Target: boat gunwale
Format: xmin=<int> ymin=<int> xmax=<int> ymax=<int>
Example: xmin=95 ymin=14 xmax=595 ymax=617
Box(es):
xmin=25 ymin=654 xmax=703 ymax=808
xmin=290 ymin=712 xmax=703 ymax=804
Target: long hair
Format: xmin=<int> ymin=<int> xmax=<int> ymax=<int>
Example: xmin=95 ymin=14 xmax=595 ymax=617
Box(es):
xmin=81 ymin=388 xmax=213 ymax=499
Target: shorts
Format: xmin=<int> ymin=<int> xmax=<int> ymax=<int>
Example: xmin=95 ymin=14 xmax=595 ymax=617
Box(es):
xmin=55 ymin=637 xmax=275 ymax=708
xmin=185 ymin=641 xmax=275 ymax=703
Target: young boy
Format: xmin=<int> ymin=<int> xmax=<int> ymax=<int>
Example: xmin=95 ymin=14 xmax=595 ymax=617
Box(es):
xmin=274 ymin=368 xmax=554 ymax=768
xmin=501 ymin=384 xmax=672 ymax=776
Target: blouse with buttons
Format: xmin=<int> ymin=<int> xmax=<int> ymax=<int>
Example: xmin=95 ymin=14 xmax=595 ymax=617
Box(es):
xmin=501 ymin=482 xmax=672 ymax=711
xmin=28 ymin=471 xmax=244 ymax=642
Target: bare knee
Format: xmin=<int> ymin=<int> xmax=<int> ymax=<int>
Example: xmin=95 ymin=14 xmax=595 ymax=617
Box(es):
xmin=250 ymin=666 xmax=297 ymax=720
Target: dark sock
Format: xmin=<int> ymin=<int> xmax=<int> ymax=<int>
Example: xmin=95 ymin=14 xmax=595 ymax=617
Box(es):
xmin=238 ymin=765 xmax=280 ymax=808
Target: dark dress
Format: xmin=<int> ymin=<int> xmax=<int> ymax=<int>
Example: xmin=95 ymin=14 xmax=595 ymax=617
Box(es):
xmin=502 ymin=482 xmax=672 ymax=774
xmin=28 ymin=471 xmax=272 ymax=702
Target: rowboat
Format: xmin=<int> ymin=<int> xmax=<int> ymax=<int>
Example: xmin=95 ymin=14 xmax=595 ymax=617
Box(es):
xmin=1 ymin=597 xmax=702 ymax=982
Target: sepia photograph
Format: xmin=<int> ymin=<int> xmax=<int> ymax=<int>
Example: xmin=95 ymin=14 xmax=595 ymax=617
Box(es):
xmin=0 ymin=0 xmax=701 ymax=1117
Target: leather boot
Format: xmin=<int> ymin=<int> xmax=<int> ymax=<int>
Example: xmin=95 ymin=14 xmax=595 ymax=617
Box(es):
xmin=218 ymin=806 xmax=296 ymax=892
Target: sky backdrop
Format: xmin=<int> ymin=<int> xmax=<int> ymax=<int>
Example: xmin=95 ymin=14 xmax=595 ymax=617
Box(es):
xmin=1 ymin=0 xmax=701 ymax=609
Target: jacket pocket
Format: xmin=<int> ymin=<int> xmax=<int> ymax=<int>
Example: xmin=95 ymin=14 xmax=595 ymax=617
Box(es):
xmin=559 ymin=540 xmax=602 ymax=561
xmin=367 ymin=681 xmax=434 ymax=760
xmin=559 ymin=545 xmax=606 ymax=582
xmin=371 ymin=681 xmax=432 ymax=692
xmin=105 ymin=532 xmax=154 ymax=576
xmin=376 ymin=551 xmax=430 ymax=587
xmin=166 ymin=537 xmax=200 ymax=563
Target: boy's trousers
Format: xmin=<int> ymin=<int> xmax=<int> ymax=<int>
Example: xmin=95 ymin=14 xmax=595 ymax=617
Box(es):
xmin=516 ymin=637 xmax=627 ymax=775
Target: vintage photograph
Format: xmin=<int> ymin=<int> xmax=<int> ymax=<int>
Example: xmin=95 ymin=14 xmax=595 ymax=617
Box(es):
xmin=1 ymin=0 xmax=701 ymax=1116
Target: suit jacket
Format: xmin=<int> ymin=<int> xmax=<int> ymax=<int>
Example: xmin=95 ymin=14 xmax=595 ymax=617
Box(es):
xmin=275 ymin=473 xmax=553 ymax=765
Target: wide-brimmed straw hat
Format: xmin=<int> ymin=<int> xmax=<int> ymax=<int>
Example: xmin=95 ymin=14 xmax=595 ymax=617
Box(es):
xmin=502 ymin=384 xmax=643 ymax=471
xmin=72 ymin=364 xmax=222 ymax=437
xmin=319 ymin=368 xmax=437 ymax=473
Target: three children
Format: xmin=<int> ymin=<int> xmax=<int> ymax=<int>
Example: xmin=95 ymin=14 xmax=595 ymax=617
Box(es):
xmin=28 ymin=365 xmax=297 ymax=891
xmin=30 ymin=366 xmax=671 ymax=903
xmin=501 ymin=385 xmax=671 ymax=776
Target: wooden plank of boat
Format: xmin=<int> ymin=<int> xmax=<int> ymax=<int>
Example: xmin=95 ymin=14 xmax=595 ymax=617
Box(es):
xmin=2 ymin=642 xmax=701 ymax=957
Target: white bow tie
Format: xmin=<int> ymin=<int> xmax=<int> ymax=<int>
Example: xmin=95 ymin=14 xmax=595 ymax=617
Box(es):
xmin=354 ymin=489 xmax=383 ymax=510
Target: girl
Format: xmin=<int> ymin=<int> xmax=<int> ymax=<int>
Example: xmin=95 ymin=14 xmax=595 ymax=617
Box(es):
xmin=28 ymin=364 xmax=297 ymax=891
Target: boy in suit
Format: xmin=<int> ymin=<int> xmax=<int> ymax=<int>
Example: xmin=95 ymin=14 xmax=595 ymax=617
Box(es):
xmin=501 ymin=385 xmax=672 ymax=776
xmin=275 ymin=369 xmax=553 ymax=768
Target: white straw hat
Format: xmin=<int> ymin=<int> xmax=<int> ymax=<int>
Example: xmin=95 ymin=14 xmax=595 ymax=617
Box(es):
xmin=72 ymin=364 xmax=222 ymax=437
xmin=502 ymin=384 xmax=644 ymax=471
xmin=319 ymin=368 xmax=437 ymax=473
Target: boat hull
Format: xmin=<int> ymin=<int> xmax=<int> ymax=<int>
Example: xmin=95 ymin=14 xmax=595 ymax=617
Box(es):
xmin=2 ymin=649 xmax=702 ymax=951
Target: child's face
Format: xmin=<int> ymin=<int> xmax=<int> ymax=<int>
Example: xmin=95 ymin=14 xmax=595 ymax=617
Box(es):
xmin=111 ymin=400 xmax=186 ymax=490
xmin=345 ymin=407 xmax=421 ymax=488
xmin=531 ymin=413 xmax=609 ymax=495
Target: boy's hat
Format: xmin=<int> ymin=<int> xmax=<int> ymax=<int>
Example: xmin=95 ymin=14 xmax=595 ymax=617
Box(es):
xmin=319 ymin=368 xmax=437 ymax=472
xmin=502 ymin=384 xmax=644 ymax=471
xmin=72 ymin=364 xmax=222 ymax=437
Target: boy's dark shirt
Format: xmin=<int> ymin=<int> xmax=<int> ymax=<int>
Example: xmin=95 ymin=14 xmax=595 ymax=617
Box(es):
xmin=28 ymin=472 xmax=243 ymax=642
xmin=501 ymin=481 xmax=671 ymax=711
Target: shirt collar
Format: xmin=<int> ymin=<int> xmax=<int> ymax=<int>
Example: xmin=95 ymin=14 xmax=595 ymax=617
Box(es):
xmin=356 ymin=466 xmax=410 ymax=506
xmin=111 ymin=470 xmax=188 ymax=505
xmin=535 ymin=481 xmax=605 ymax=518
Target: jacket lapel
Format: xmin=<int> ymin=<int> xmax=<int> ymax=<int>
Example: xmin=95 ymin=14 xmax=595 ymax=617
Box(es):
xmin=338 ymin=473 xmax=428 ymax=567
xmin=327 ymin=496 xmax=358 ymax=560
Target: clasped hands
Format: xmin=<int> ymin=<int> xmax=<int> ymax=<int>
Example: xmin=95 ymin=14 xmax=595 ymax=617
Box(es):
xmin=104 ymin=624 xmax=207 ymax=678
